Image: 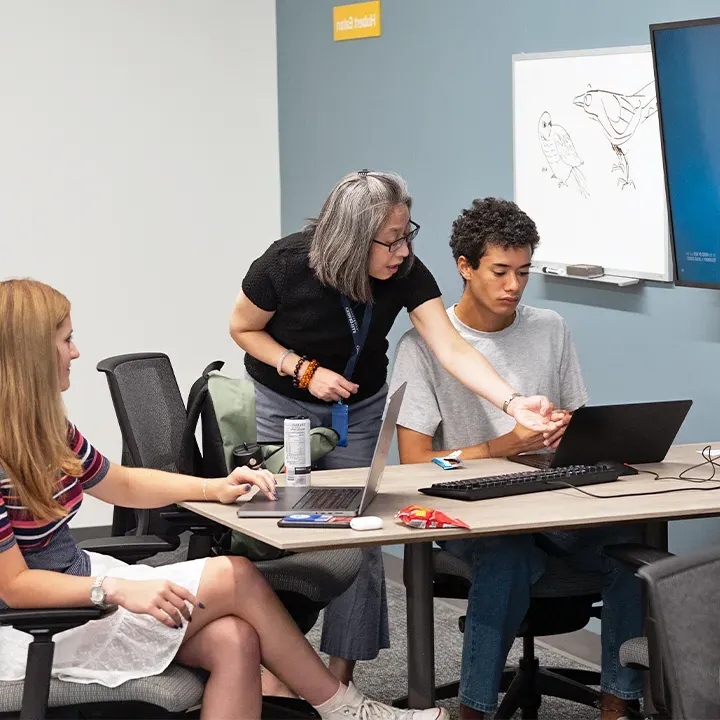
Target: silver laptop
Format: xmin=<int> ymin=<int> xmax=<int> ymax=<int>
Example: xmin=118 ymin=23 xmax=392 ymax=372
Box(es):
xmin=236 ymin=383 xmax=406 ymax=518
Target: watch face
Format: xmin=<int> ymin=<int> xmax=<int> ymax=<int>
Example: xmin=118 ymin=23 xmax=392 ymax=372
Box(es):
xmin=90 ymin=586 xmax=105 ymax=604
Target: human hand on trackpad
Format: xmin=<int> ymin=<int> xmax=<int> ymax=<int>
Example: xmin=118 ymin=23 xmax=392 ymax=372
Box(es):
xmin=235 ymin=485 xmax=260 ymax=503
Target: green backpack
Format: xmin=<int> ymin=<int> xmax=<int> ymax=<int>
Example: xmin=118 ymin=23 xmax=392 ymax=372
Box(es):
xmin=179 ymin=361 xmax=339 ymax=560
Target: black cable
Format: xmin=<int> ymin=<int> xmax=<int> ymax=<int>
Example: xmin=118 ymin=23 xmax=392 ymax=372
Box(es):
xmin=546 ymin=445 xmax=720 ymax=500
xmin=648 ymin=444 xmax=718 ymax=483
xmin=548 ymin=479 xmax=720 ymax=500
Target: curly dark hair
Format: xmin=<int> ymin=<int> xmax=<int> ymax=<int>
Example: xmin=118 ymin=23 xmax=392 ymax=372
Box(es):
xmin=450 ymin=197 xmax=539 ymax=270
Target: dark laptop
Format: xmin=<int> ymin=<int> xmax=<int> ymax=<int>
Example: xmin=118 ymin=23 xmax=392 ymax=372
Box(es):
xmin=509 ymin=400 xmax=693 ymax=471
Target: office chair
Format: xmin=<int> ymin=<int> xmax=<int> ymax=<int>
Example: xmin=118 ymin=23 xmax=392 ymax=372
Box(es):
xmin=636 ymin=545 xmax=720 ymax=720
xmin=605 ymin=543 xmax=674 ymax=720
xmin=96 ymin=352 xmax=362 ymax=634
xmin=608 ymin=543 xmax=720 ymax=720
xmin=0 ymin=593 xmax=211 ymax=719
xmin=0 ymin=554 xmax=320 ymax=719
xmin=396 ymin=547 xmax=605 ymax=719
xmin=0 ymin=537 xmax=311 ymax=719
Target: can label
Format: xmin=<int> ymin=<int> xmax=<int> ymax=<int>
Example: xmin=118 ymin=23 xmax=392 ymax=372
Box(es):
xmin=284 ymin=416 xmax=311 ymax=487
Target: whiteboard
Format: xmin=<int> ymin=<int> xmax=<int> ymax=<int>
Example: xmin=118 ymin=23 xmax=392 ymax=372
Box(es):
xmin=513 ymin=46 xmax=671 ymax=281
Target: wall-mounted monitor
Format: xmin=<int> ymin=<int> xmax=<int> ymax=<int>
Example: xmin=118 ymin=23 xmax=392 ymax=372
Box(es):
xmin=651 ymin=16 xmax=720 ymax=288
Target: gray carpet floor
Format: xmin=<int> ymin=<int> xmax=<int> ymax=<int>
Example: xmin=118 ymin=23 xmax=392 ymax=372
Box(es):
xmin=307 ymin=578 xmax=603 ymax=719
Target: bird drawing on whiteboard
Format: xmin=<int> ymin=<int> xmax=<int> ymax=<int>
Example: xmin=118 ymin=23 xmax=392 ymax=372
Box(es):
xmin=573 ymin=81 xmax=657 ymax=189
xmin=537 ymin=111 xmax=589 ymax=198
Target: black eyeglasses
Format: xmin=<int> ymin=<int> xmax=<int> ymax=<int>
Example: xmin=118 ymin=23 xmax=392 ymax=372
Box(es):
xmin=372 ymin=220 xmax=420 ymax=253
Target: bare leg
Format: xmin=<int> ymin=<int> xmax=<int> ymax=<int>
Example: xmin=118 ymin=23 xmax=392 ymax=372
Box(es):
xmin=600 ymin=692 xmax=640 ymax=720
xmin=261 ymin=667 xmax=298 ymax=698
xmin=458 ymin=705 xmax=484 ymax=720
xmin=180 ymin=556 xmax=339 ymax=707
xmin=176 ymin=615 xmax=262 ymax=720
xmin=328 ymin=657 xmax=356 ymax=685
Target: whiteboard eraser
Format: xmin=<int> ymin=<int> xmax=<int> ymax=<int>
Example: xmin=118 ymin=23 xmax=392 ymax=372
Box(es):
xmin=350 ymin=516 xmax=384 ymax=531
xmin=566 ymin=264 xmax=604 ymax=278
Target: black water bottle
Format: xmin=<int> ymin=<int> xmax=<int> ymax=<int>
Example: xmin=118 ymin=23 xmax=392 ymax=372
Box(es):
xmin=231 ymin=442 xmax=265 ymax=471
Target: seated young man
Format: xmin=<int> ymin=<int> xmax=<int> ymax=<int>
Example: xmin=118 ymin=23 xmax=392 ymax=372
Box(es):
xmin=389 ymin=198 xmax=643 ymax=720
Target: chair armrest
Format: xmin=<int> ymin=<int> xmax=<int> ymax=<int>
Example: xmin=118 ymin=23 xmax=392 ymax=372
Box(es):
xmin=603 ymin=543 xmax=674 ymax=569
xmin=0 ymin=606 xmax=116 ymax=635
xmin=1 ymin=606 xmax=117 ymax=720
xmin=79 ymin=534 xmax=180 ymax=563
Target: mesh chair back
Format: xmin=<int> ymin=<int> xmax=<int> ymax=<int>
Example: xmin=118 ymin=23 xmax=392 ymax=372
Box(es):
xmin=98 ymin=354 xmax=187 ymax=472
xmin=97 ymin=353 xmax=193 ymax=534
xmin=639 ymin=546 xmax=720 ymax=719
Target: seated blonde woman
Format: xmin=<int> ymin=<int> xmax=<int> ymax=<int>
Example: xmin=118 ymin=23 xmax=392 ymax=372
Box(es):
xmin=0 ymin=278 xmax=445 ymax=720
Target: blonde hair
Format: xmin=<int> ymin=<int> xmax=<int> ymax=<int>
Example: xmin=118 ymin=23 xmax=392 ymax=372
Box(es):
xmin=0 ymin=279 xmax=82 ymax=520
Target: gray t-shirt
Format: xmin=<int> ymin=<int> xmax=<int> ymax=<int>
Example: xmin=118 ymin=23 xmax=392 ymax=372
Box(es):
xmin=389 ymin=304 xmax=589 ymax=451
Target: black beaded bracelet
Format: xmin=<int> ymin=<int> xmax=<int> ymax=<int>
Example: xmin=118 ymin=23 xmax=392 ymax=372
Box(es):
xmin=292 ymin=355 xmax=308 ymax=388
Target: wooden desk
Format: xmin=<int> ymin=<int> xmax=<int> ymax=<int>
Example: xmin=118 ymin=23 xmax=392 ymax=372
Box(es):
xmin=182 ymin=443 xmax=720 ymax=707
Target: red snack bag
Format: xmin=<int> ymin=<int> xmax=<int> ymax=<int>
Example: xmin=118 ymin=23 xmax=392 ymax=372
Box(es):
xmin=395 ymin=505 xmax=470 ymax=530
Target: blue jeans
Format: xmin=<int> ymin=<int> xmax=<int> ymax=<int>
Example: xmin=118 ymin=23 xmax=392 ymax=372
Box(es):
xmin=442 ymin=527 xmax=644 ymax=713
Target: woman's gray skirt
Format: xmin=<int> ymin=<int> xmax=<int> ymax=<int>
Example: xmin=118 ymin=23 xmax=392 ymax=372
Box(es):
xmin=254 ymin=381 xmax=390 ymax=660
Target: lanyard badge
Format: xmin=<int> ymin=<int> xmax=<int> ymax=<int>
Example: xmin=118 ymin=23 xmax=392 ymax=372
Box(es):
xmin=332 ymin=296 xmax=373 ymax=447
xmin=332 ymin=402 xmax=349 ymax=447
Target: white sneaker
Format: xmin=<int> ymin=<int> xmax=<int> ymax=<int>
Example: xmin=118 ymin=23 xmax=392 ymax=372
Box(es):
xmin=317 ymin=682 xmax=448 ymax=720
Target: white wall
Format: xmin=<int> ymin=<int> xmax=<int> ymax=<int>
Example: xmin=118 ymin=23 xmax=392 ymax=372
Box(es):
xmin=0 ymin=1 xmax=280 ymax=527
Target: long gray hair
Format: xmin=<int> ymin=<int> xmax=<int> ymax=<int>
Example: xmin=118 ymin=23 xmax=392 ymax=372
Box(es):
xmin=307 ymin=170 xmax=414 ymax=303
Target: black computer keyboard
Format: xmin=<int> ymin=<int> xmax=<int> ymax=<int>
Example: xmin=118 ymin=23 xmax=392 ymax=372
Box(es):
xmin=419 ymin=464 xmax=621 ymax=502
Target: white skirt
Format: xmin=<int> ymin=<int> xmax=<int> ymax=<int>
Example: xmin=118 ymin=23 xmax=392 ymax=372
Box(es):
xmin=0 ymin=551 xmax=208 ymax=687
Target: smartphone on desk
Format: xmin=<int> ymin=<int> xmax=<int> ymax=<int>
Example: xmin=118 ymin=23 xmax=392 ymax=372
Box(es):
xmin=277 ymin=514 xmax=354 ymax=528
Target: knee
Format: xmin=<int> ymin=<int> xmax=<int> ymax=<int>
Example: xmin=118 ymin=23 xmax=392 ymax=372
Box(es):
xmin=226 ymin=555 xmax=266 ymax=592
xmin=472 ymin=534 xmax=534 ymax=562
xmin=205 ymin=616 xmax=261 ymax=667
xmin=200 ymin=555 xmax=266 ymax=611
xmin=463 ymin=535 xmax=539 ymax=589
xmin=207 ymin=555 xmax=263 ymax=590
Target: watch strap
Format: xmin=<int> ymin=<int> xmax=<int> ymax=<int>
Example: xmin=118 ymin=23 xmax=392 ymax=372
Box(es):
xmin=91 ymin=575 xmax=111 ymax=609
xmin=502 ymin=392 xmax=523 ymax=414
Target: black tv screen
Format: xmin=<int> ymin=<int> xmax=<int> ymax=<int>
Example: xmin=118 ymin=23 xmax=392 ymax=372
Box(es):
xmin=651 ymin=16 xmax=720 ymax=288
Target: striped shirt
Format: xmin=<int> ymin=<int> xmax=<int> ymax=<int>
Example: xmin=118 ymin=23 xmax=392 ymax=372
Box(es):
xmin=0 ymin=425 xmax=109 ymax=555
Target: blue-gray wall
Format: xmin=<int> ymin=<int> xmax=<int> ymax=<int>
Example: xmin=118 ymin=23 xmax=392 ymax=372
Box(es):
xmin=276 ymin=0 xmax=720 ymax=555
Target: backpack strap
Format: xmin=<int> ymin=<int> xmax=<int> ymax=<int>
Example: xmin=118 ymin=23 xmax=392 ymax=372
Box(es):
xmin=201 ymin=360 xmax=225 ymax=376
xmin=178 ymin=361 xmax=225 ymax=475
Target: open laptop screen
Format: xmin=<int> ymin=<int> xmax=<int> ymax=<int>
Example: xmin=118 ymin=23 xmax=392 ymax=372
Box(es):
xmin=357 ymin=382 xmax=406 ymax=513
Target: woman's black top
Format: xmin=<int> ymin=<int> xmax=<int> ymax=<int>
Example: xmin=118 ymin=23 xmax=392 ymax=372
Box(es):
xmin=241 ymin=232 xmax=441 ymax=404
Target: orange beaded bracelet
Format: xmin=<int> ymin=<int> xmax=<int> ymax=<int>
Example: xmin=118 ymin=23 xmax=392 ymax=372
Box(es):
xmin=299 ymin=360 xmax=319 ymax=390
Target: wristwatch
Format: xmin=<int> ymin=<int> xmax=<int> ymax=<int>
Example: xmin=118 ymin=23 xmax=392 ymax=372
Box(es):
xmin=90 ymin=575 xmax=113 ymax=610
xmin=502 ymin=392 xmax=523 ymax=415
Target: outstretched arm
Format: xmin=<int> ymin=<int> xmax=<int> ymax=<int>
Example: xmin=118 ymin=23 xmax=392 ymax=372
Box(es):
xmin=87 ymin=462 xmax=278 ymax=508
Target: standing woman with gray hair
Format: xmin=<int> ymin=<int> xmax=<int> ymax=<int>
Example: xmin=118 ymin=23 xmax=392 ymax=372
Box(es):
xmin=230 ymin=170 xmax=560 ymax=690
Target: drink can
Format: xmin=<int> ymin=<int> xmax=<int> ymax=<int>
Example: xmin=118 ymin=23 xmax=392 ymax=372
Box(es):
xmin=284 ymin=415 xmax=311 ymax=487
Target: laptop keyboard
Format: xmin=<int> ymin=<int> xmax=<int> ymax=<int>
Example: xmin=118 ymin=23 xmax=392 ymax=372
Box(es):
xmin=293 ymin=487 xmax=362 ymax=511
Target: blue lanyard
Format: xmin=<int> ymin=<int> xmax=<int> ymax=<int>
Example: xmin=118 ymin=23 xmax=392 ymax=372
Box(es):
xmin=340 ymin=295 xmax=373 ymax=382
